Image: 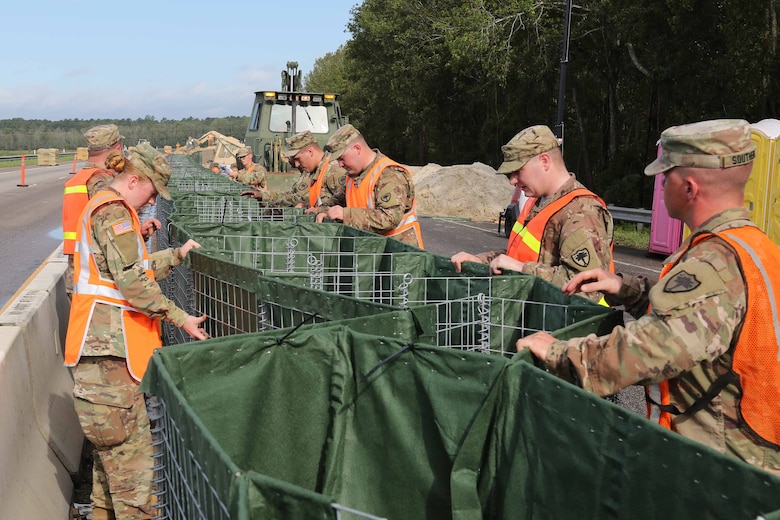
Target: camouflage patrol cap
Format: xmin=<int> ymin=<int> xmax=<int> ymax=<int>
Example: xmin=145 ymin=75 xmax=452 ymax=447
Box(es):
xmin=283 ymin=131 xmax=318 ymax=158
xmin=84 ymin=124 xmax=124 ymax=151
xmin=324 ymin=124 xmax=360 ymax=159
xmin=644 ymin=119 xmax=756 ymax=176
xmin=126 ymin=143 xmax=172 ymax=200
xmin=237 ymin=146 xmax=252 ymax=158
xmin=496 ymin=125 xmax=560 ymax=175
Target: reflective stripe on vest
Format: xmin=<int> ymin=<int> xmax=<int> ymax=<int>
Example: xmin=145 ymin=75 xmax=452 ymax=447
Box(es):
xmin=647 ymin=228 xmax=780 ymax=445
xmin=506 ymin=189 xmax=613 ymax=305
xmin=64 ymin=190 xmax=161 ymax=382
xmin=345 ymin=156 xmax=424 ymax=248
xmin=62 ymin=167 xmax=107 ymax=254
xmin=309 ymin=156 xmax=330 ymax=208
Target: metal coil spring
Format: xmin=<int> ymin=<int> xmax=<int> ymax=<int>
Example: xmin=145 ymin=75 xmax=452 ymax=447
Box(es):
xmin=307 ymin=253 xmax=324 ymax=291
xmin=286 ymin=238 xmax=299 ymax=272
xmin=477 ymin=293 xmax=491 ymax=354
xmin=396 ymin=272 xmax=413 ymax=308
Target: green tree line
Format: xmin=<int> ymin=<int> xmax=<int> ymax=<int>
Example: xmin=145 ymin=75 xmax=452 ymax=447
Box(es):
xmin=305 ymin=0 xmax=779 ymax=208
xmin=0 ymin=116 xmax=248 ymax=153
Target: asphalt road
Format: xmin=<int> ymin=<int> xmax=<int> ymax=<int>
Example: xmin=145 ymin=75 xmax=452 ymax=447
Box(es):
xmin=0 ymin=160 xmax=81 ymax=310
xmin=419 ymin=215 xmax=663 ymax=280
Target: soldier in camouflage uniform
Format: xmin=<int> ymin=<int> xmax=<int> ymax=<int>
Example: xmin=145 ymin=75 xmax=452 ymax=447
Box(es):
xmin=517 ymin=119 xmax=780 ymax=476
xmin=316 ymin=124 xmax=424 ymax=248
xmin=240 ymin=130 xmax=345 ymax=208
xmin=65 ymin=144 xmax=210 ymax=519
xmin=229 ymin=145 xmax=267 ymax=189
xmin=451 ymin=125 xmax=614 ymax=304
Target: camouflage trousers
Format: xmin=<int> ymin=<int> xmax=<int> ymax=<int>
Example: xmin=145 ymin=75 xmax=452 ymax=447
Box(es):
xmin=72 ymin=357 xmax=154 ymax=520
xmin=66 ymin=254 xmax=74 ymax=299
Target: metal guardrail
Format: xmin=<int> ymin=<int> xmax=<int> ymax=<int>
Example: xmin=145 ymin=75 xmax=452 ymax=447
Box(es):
xmin=0 ymin=152 xmax=76 ymax=161
xmin=607 ymin=205 xmax=652 ymax=225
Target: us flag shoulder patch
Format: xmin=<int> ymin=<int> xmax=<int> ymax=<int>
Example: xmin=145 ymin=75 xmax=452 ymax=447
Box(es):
xmin=111 ymin=220 xmax=133 ymax=236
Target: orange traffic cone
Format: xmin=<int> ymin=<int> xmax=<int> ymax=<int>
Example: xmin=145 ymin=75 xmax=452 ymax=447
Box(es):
xmin=17 ymin=154 xmax=28 ymax=187
xmin=70 ymin=152 xmax=78 ymax=174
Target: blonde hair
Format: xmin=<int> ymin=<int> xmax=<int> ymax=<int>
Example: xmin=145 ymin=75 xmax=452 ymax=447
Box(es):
xmin=105 ymin=149 xmax=128 ymax=173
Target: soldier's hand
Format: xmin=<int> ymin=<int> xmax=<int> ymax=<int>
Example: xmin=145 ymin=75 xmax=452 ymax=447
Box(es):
xmin=324 ymin=205 xmax=344 ymax=222
xmin=140 ymin=218 xmax=162 ymax=239
xmin=183 ymin=314 xmax=209 ymax=340
xmin=451 ymin=252 xmax=482 ymax=273
xmin=179 ymin=239 xmax=202 ymax=258
xmin=561 ymin=268 xmax=622 ymax=297
xmin=516 ymin=331 xmax=556 ymax=359
xmin=489 ymin=254 xmax=525 ymax=275
xmin=241 ymin=189 xmax=263 ymax=200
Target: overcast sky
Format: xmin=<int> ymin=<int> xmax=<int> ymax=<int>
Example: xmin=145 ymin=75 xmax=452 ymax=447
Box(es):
xmin=0 ymin=0 xmax=356 ymax=121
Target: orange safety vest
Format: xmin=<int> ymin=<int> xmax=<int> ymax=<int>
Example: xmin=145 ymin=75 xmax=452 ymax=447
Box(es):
xmin=506 ymin=189 xmax=613 ymax=306
xmin=647 ymin=227 xmax=780 ymax=446
xmin=345 ymin=156 xmax=424 ymax=248
xmin=62 ymin=167 xmax=112 ymax=255
xmin=308 ymin=156 xmax=331 ymax=208
xmin=64 ymin=190 xmax=162 ymax=382
xmin=506 ymin=189 xmax=613 ymax=272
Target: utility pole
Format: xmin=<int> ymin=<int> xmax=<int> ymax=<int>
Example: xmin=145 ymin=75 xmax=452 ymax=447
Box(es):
xmin=555 ymin=0 xmax=573 ymax=149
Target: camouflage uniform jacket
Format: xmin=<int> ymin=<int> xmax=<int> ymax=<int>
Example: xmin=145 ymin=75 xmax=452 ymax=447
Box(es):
xmin=236 ymin=162 xmax=268 ymax=189
xmin=264 ymin=155 xmax=346 ymax=207
xmin=322 ymin=151 xmax=418 ymax=246
xmin=84 ymin=161 xmax=115 ymax=197
xmin=81 ymin=190 xmax=188 ymax=358
xmin=544 ymin=207 xmax=780 ymax=475
xmin=478 ymin=175 xmax=613 ymax=303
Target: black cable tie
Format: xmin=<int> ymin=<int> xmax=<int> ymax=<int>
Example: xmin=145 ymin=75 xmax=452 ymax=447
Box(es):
xmin=275 ymin=313 xmax=321 ymax=345
xmin=361 ymin=342 xmax=414 ymax=383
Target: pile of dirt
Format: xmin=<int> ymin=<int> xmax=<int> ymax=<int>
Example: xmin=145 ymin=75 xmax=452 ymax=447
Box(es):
xmin=408 ymin=162 xmax=515 ymax=222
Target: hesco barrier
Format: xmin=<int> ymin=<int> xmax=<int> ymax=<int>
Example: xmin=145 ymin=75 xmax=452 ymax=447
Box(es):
xmin=145 ymin=155 xmax=780 ymax=519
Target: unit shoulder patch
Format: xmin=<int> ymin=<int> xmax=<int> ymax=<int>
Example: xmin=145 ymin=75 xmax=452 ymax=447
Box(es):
xmin=571 ymin=248 xmax=591 ymax=268
xmin=662 ymin=270 xmax=701 ymax=293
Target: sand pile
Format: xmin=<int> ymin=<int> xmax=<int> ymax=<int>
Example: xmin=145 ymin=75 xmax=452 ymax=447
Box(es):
xmin=408 ymin=162 xmax=515 ymax=222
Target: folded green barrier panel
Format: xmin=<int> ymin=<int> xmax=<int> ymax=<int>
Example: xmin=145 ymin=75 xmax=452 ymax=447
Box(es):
xmin=142 ymin=318 xmax=780 ymax=520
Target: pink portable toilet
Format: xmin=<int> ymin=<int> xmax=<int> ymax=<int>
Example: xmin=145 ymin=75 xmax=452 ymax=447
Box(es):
xmin=648 ymin=142 xmax=684 ymax=255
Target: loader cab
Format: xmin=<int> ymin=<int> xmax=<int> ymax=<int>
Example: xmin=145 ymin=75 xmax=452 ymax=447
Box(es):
xmin=244 ymin=90 xmax=347 ymax=172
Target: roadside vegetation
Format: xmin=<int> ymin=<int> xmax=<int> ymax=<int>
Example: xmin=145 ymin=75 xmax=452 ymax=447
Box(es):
xmin=613 ymin=221 xmax=650 ymax=250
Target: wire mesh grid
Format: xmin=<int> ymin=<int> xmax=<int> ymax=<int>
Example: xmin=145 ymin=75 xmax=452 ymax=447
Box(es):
xmin=165 ymin=246 xmax=578 ymax=356
xmin=174 ymin=195 xmax=307 ymax=223
xmin=169 ymin=178 xmax=246 ymax=194
xmin=148 ymin=397 xmax=230 ymax=520
xmin=432 ymin=293 xmax=577 ymax=356
xmin=160 ymin=262 xmax=196 ymax=346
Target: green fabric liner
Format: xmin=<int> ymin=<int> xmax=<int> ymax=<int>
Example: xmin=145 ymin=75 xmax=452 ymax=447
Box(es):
xmin=142 ymin=317 xmax=780 ymax=520
xmin=451 ymin=350 xmax=780 ymax=519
